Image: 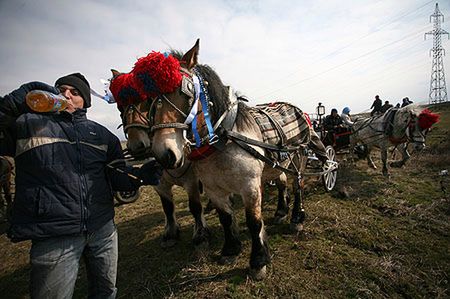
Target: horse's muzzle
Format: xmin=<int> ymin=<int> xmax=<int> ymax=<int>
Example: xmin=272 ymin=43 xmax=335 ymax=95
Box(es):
xmin=159 ymin=149 xmax=183 ymax=169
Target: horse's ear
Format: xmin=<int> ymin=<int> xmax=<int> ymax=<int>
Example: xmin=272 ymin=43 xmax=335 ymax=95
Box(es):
xmin=111 ymin=69 xmax=121 ymax=78
xmin=181 ymin=39 xmax=200 ymax=70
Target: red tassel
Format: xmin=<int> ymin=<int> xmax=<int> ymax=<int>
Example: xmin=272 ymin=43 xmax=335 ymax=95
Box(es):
xmin=418 ymin=109 xmax=440 ymax=130
xmin=132 ymin=52 xmax=182 ymax=97
xmin=109 ymin=73 xmax=142 ymax=107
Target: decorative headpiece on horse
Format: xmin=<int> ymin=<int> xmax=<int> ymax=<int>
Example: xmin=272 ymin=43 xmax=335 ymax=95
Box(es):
xmin=418 ymin=109 xmax=439 ymax=130
xmin=109 ymin=72 xmax=142 ymax=107
xmin=109 ymin=52 xmax=183 ymax=107
xmin=132 ymin=51 xmax=183 ymax=97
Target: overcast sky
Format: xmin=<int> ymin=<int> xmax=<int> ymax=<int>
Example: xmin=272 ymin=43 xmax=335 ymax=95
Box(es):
xmin=1 ymin=0 xmax=449 ymax=140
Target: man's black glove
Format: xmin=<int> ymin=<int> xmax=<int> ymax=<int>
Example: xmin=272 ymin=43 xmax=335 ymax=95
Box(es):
xmin=1 ymin=81 xmax=59 ymax=116
xmin=137 ymin=160 xmax=163 ymax=186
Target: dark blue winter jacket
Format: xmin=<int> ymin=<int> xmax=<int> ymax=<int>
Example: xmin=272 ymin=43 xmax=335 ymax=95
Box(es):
xmin=5 ymin=109 xmax=139 ymax=242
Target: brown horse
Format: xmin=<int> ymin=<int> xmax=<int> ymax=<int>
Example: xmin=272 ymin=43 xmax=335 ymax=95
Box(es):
xmin=111 ymin=70 xmax=210 ymax=248
xmin=110 ymin=40 xmax=312 ymax=279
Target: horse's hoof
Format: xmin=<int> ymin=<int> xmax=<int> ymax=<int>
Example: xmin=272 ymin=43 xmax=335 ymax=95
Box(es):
xmin=273 ymin=214 xmax=288 ymax=224
xmin=160 ymin=238 xmax=178 ymax=248
xmin=290 ymin=222 xmax=304 ymax=233
xmin=249 ymin=266 xmax=267 ymax=281
xmin=193 ymin=228 xmax=211 ymax=246
xmin=193 ymin=239 xmax=210 ymax=252
xmin=219 ymin=255 xmax=239 ymax=265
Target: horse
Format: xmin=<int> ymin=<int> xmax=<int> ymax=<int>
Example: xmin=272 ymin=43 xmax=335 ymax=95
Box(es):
xmin=110 ymin=40 xmax=313 ymax=280
xmin=350 ymin=105 xmax=439 ymax=176
xmin=0 ymin=156 xmax=13 ymax=219
xmin=110 ymin=69 xmax=210 ymax=248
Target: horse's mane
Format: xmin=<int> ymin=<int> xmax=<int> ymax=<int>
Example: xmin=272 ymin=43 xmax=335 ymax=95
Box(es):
xmin=169 ymin=50 xmax=253 ymax=131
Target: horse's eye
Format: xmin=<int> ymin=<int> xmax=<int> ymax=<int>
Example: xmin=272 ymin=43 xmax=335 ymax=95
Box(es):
xmin=156 ymin=98 xmax=163 ymax=108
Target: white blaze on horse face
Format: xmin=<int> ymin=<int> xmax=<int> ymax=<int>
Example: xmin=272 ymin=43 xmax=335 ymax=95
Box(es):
xmin=151 ymin=128 xmax=185 ymax=169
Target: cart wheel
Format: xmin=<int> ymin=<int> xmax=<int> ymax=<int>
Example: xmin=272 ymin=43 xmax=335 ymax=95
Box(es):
xmin=322 ymin=146 xmax=338 ymax=192
xmin=115 ymin=189 xmax=140 ymax=204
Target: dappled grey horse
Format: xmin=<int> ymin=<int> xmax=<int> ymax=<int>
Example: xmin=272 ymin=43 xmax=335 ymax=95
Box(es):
xmin=351 ymin=105 xmax=439 ymax=176
xmin=111 ymin=40 xmax=314 ymax=280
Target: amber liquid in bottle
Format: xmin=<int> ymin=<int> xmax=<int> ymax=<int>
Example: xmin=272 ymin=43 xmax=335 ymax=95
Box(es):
xmin=26 ymin=90 xmax=68 ymax=112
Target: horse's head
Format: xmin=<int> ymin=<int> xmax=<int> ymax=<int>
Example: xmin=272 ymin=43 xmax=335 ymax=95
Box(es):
xmin=112 ymin=41 xmax=200 ymax=168
xmin=398 ymin=105 xmax=439 ymax=152
xmin=109 ymin=69 xmax=153 ymax=159
xmin=110 ymin=39 xmax=231 ymax=168
xmin=149 ymin=43 xmax=201 ymax=169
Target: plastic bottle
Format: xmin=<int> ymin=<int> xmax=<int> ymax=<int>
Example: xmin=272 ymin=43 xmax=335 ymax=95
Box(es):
xmin=26 ymin=90 xmax=69 ymax=112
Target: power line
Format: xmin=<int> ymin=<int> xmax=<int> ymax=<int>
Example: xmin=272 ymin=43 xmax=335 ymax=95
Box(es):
xmin=256 ymin=25 xmax=430 ymax=99
xmin=250 ymin=0 xmax=434 ymax=96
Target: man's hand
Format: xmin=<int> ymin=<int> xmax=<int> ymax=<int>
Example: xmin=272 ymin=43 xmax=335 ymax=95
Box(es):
xmin=137 ymin=160 xmax=163 ymax=186
xmin=5 ymin=82 xmax=60 ymax=115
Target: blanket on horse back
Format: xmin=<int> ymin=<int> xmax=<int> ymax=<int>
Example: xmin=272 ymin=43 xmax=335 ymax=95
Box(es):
xmin=248 ymin=102 xmax=311 ymax=148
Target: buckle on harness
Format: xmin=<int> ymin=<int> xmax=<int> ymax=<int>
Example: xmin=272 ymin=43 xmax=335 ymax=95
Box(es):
xmin=209 ymin=134 xmax=219 ymax=145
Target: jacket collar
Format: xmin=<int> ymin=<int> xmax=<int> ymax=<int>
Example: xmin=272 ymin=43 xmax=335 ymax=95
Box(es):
xmin=59 ymin=108 xmax=87 ymax=121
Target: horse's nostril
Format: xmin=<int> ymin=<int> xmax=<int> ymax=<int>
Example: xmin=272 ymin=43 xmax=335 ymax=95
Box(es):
xmin=162 ymin=149 xmax=177 ymax=169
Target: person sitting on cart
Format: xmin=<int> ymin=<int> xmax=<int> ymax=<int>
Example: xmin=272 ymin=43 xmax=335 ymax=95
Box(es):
xmin=323 ymin=108 xmax=344 ymax=146
xmin=339 ymin=107 xmax=354 ymax=147
xmin=340 ymin=107 xmax=354 ymax=128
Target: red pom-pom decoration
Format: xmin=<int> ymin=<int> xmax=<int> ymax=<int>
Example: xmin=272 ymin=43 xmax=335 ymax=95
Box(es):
xmin=109 ymin=72 xmax=142 ymax=107
xmin=418 ymin=109 xmax=440 ymax=130
xmin=132 ymin=52 xmax=183 ymax=97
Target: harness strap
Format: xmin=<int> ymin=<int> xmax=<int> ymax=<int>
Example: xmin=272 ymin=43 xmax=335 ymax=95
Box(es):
xmin=383 ymin=108 xmax=399 ymax=137
xmin=193 ymin=71 xmax=216 ymax=146
xmin=213 ymin=86 xmax=239 ymax=132
xmin=151 ymin=123 xmax=189 ymax=132
xmin=124 ymin=123 xmax=150 ymax=132
xmin=225 ymin=130 xmax=306 ymax=152
xmin=161 ymin=94 xmax=188 ymax=119
xmin=231 ymin=138 xmax=299 ymax=176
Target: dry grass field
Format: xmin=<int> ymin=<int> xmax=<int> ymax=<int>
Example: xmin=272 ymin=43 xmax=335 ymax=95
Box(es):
xmin=1 ymin=103 xmax=449 ymax=298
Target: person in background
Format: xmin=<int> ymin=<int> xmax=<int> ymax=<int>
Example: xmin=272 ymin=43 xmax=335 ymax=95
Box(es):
xmin=401 ymin=97 xmax=413 ymax=107
xmin=395 ymin=103 xmax=401 ymax=108
xmin=380 ymin=100 xmax=393 ymax=113
xmin=323 ymin=108 xmax=343 ymax=145
xmin=0 ymin=73 xmax=162 ymax=299
xmin=370 ymin=95 xmax=382 ymax=116
xmin=340 ymin=107 xmax=354 ymax=128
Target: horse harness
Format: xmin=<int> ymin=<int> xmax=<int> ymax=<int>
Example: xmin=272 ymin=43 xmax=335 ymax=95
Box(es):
xmin=352 ymin=108 xmax=425 ymax=147
xmin=138 ymin=67 xmax=313 ymax=176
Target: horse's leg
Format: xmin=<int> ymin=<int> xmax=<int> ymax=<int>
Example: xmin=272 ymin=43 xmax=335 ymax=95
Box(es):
xmin=0 ymin=184 xmax=4 ymax=216
xmin=214 ymin=196 xmax=242 ymax=264
xmin=290 ymin=176 xmax=306 ymax=232
xmin=243 ymin=183 xmax=270 ymax=280
xmin=154 ymin=178 xmax=180 ymax=248
xmin=185 ymin=181 xmax=210 ymax=247
xmin=391 ymin=143 xmax=410 ymax=168
xmin=381 ymin=146 xmax=389 ymax=176
xmin=349 ymin=138 xmax=357 ymax=164
xmin=4 ymin=181 xmax=12 ymax=219
xmin=274 ymin=173 xmax=290 ymax=224
xmin=366 ymin=147 xmax=377 ymax=169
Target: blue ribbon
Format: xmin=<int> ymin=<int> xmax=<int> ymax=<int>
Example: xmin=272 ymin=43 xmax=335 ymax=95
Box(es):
xmin=190 ymin=72 xmax=217 ymax=147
